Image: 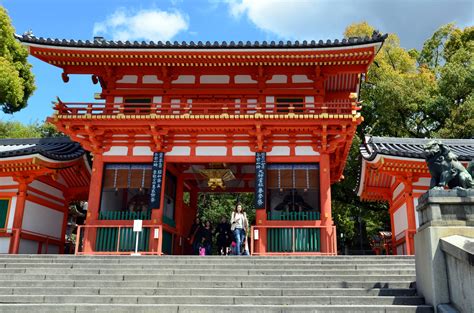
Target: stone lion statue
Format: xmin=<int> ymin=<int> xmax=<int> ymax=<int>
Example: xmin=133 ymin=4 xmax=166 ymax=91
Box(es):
xmin=424 ymin=140 xmax=474 ymax=189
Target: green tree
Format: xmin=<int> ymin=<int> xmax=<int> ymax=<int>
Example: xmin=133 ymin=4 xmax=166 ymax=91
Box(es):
xmin=0 ymin=6 xmax=35 ymax=113
xmin=0 ymin=121 xmax=61 ymax=139
xmin=198 ymin=193 xmax=255 ymax=227
xmin=334 ymin=22 xmax=474 ymax=252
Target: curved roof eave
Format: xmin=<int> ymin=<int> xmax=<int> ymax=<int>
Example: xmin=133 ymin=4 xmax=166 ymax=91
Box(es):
xmin=15 ymin=33 xmax=388 ymax=52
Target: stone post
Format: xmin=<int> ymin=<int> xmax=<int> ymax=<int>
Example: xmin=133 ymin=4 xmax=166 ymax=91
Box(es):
xmin=414 ymin=189 xmax=474 ymax=312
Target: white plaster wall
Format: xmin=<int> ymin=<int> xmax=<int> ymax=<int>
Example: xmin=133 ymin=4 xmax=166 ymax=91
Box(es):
xmin=143 ymin=75 xmax=163 ymax=84
xmin=28 ymin=191 xmax=63 ymax=207
xmin=116 ymin=75 xmax=138 ymax=84
xmin=393 ymin=203 xmax=408 ymax=236
xmin=153 ymin=96 xmax=162 ymax=103
xmin=22 ymin=201 xmax=63 ymax=238
xmin=104 ymin=146 xmax=128 ymax=156
xmin=114 ymin=97 xmax=123 ymax=103
xmin=232 ymin=147 xmax=254 ymax=156
xmin=414 ymin=197 xmax=420 ymax=228
xmin=167 ymin=146 xmax=191 ymax=156
xmin=19 ymin=239 xmax=38 ymax=254
xmin=6 ymin=196 xmax=17 ymax=230
xmin=396 ymin=243 xmax=406 ymax=255
xmin=196 ymin=147 xmax=227 ymax=156
xmin=414 ymin=177 xmax=431 ymax=186
xmin=292 ymin=75 xmax=312 ymax=83
xmin=393 ymin=182 xmax=405 ymax=200
xmin=0 ymin=177 xmax=15 ymax=185
xmin=295 ymin=146 xmax=319 ymax=156
xmin=172 ymin=75 xmax=195 ymax=84
xmin=30 ymin=180 xmax=64 ymax=200
xmin=267 ymin=75 xmax=287 ymax=83
xmin=268 ymin=146 xmax=291 ymax=156
xmin=133 ymin=146 xmax=153 ymax=156
xmin=200 ymin=75 xmax=230 ymax=84
xmin=0 ymin=237 xmax=10 ymax=253
xmin=234 ymin=75 xmax=256 ymax=83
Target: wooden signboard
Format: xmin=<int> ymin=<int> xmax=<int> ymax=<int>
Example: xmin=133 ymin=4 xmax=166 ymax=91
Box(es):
xmin=150 ymin=152 xmax=165 ymax=209
xmin=255 ymin=152 xmax=266 ymax=209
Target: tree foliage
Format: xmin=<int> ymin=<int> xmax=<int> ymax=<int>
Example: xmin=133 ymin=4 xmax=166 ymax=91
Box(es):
xmin=0 ymin=121 xmax=61 ymax=139
xmin=0 ymin=6 xmax=35 ymax=113
xmin=197 ymin=193 xmax=255 ymax=227
xmin=334 ymin=22 xmax=474 ymax=252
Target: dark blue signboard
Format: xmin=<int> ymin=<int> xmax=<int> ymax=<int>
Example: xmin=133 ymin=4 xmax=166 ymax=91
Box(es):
xmin=255 ymin=152 xmax=266 ymax=209
xmin=150 ymin=152 xmax=165 ymax=209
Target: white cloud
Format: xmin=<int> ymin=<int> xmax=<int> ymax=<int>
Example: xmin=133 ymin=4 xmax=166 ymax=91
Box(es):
xmin=93 ymin=8 xmax=189 ymax=41
xmin=223 ymin=0 xmax=347 ymax=40
xmin=221 ymin=0 xmax=474 ymax=49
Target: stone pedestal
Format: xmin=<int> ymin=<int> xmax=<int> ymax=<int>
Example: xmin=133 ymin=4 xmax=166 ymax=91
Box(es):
xmin=415 ymin=189 xmax=474 ymax=312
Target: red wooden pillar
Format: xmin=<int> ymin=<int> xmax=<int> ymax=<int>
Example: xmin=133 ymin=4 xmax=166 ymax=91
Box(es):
xmin=83 ymin=153 xmax=103 ymax=253
xmin=404 ymin=181 xmax=416 ymax=255
xmin=11 ymin=177 xmax=33 ymax=254
xmin=389 ymin=200 xmax=397 ymax=255
xmin=255 ymin=209 xmax=267 ymax=254
xmin=59 ymin=196 xmax=70 ymax=254
xmin=319 ymin=153 xmax=334 ymax=254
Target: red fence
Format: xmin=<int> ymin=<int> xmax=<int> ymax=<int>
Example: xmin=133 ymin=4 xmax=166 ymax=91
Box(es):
xmin=54 ymin=101 xmax=358 ymax=117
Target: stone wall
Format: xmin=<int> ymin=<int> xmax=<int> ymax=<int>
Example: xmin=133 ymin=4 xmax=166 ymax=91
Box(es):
xmin=440 ymin=235 xmax=474 ymax=313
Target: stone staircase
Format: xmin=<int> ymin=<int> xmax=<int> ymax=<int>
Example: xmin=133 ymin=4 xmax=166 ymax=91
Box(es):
xmin=0 ymin=255 xmax=433 ymax=312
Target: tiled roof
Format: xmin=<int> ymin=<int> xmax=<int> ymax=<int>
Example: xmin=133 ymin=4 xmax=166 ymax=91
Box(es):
xmin=360 ymin=136 xmax=474 ymax=161
xmin=15 ymin=32 xmax=387 ymax=50
xmin=0 ymin=137 xmax=85 ymax=161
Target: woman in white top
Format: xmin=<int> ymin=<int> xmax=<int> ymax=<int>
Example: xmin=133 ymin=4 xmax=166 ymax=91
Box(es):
xmin=230 ymin=203 xmax=248 ymax=255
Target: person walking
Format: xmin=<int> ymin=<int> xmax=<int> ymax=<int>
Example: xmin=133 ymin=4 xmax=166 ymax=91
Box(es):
xmin=215 ymin=216 xmax=231 ymax=255
xmin=230 ymin=203 xmax=248 ymax=256
xmin=187 ymin=217 xmax=202 ymax=255
xmin=201 ymin=220 xmax=213 ymax=255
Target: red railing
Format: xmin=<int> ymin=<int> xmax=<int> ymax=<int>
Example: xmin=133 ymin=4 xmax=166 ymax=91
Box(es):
xmin=250 ymin=225 xmax=337 ymax=256
xmin=5 ymin=228 xmax=63 ymax=254
xmin=54 ymin=101 xmax=359 ymax=117
xmin=75 ymin=224 xmax=163 ymax=255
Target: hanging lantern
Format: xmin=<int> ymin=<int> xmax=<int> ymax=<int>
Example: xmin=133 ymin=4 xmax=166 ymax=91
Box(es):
xmin=199 ymin=168 xmax=235 ymax=190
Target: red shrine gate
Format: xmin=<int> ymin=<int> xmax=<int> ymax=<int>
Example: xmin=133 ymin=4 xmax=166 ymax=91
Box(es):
xmin=17 ymin=32 xmax=386 ymax=255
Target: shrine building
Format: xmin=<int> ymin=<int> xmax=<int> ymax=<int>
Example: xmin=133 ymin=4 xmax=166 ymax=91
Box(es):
xmin=357 ymin=136 xmax=474 ymax=255
xmin=0 ymin=137 xmax=90 ymax=254
xmin=9 ymin=32 xmax=387 ymax=255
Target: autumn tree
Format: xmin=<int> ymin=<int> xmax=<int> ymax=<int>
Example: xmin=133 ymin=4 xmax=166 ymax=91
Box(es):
xmin=0 ymin=6 xmax=35 ymax=113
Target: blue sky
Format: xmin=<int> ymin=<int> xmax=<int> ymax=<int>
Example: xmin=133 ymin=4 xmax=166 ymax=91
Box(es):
xmin=1 ymin=0 xmax=472 ymax=124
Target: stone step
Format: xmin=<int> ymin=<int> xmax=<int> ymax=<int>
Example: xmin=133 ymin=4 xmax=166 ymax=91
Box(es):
xmin=0 ymin=259 xmax=416 ymax=265
xmin=0 ymin=295 xmax=427 ymax=305
xmin=0 ymin=274 xmax=416 ymax=281
xmin=0 ymin=304 xmax=434 ymax=313
xmin=0 ymin=255 xmax=415 ymax=258
xmin=1 ymin=263 xmax=415 ymax=269
xmin=0 ymin=268 xmax=416 ymax=275
xmin=0 ymin=287 xmax=418 ymax=296
xmin=0 ymin=280 xmax=417 ymax=289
